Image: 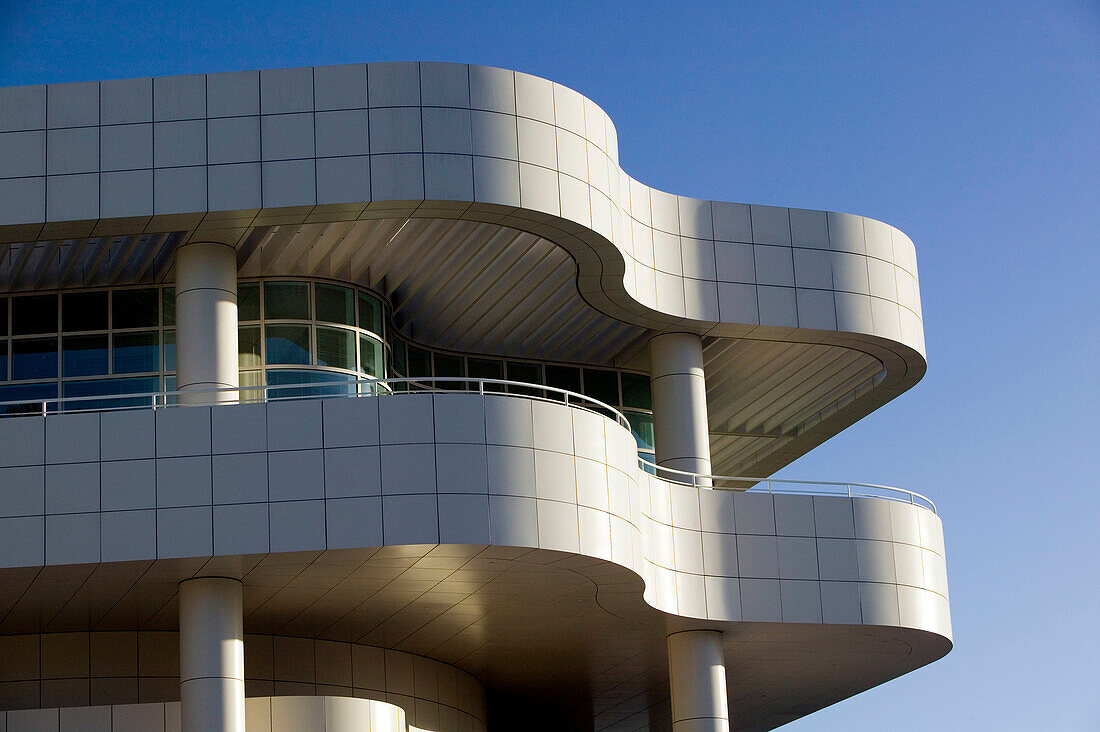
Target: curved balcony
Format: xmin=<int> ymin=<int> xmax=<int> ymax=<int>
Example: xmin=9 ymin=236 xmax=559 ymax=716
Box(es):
xmin=0 ymin=380 xmax=949 ymax=729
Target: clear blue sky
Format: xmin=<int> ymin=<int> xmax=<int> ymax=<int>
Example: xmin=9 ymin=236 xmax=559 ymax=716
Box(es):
xmin=2 ymin=1 xmax=1097 ymax=728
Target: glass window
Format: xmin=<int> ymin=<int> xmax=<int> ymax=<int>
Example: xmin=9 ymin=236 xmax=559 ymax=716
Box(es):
xmin=358 ymin=292 xmax=384 ymax=335
xmin=624 ymin=410 xmax=655 ymax=451
xmin=391 ymin=340 xmax=407 ymax=377
xmin=12 ymin=294 xmax=57 ymax=335
xmin=0 ymin=382 xmax=57 ymax=414
xmin=621 ymin=372 xmax=652 ymax=410
xmin=237 ymin=282 xmax=260 ymax=321
xmin=359 ymin=335 xmax=384 ymax=377
xmin=406 ymin=345 xmax=431 ymax=377
xmin=0 ymin=298 xmax=7 ymax=336
xmin=264 ymin=282 xmax=310 ymax=320
xmin=316 ymin=327 xmax=355 ymax=370
xmin=113 ymin=289 xmax=159 ymax=329
xmin=583 ymin=368 xmax=619 ymax=406
xmin=238 ymin=326 xmax=262 ymax=368
xmin=545 ymin=365 xmax=581 ymax=398
xmin=62 ymin=291 xmax=108 ymax=332
xmin=62 ymin=334 xmax=108 ymax=377
xmin=113 ymin=331 xmax=159 ymax=373
xmin=63 ymin=376 xmax=159 ymax=411
xmin=267 ymin=369 xmax=355 ymax=399
xmin=265 ymin=324 xmax=311 ymax=365
xmin=0 ymin=341 xmax=6 ymax=380
xmin=163 ymin=330 xmax=176 ymax=372
xmin=433 ymin=353 xmax=464 ymax=389
xmin=238 ymin=370 xmax=263 ymax=403
xmin=162 ymin=287 xmax=175 ymax=326
xmin=468 ymin=358 xmax=503 ymax=381
xmin=507 ymin=362 xmax=542 ymax=385
xmin=316 ymin=284 xmax=355 ymax=326
xmin=12 ymin=338 xmax=57 ymax=380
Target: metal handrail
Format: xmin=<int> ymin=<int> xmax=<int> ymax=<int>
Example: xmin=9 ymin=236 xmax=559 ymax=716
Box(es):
xmin=0 ymin=376 xmax=632 ymax=431
xmin=0 ymin=377 xmax=933 ymax=513
xmin=636 ymin=455 xmax=936 ymax=513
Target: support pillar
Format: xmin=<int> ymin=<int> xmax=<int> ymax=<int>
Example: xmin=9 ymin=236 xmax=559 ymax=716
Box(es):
xmin=175 ymin=241 xmax=238 ymax=404
xmin=179 ymin=577 xmax=245 ymax=732
xmin=668 ymin=630 xmax=729 ymax=731
xmin=649 ymin=333 xmax=712 ymax=481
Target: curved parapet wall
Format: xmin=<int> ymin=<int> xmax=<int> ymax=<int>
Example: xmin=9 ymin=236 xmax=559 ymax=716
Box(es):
xmin=0 ymin=393 xmax=948 ymax=639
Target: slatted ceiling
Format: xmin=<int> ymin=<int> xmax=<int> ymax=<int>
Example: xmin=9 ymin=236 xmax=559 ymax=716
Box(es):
xmin=726 ymin=348 xmax=856 ymax=433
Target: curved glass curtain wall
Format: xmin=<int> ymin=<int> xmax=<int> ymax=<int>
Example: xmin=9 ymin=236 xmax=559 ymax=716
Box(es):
xmin=0 ymin=278 xmax=654 ymax=460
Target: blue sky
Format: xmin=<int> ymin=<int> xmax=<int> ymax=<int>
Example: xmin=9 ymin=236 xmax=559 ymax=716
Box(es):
xmin=2 ymin=1 xmax=1097 ymax=728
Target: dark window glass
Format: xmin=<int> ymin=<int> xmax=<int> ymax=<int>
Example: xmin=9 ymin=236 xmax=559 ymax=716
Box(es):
xmin=162 ymin=287 xmax=175 ymax=326
xmin=62 ymin=334 xmax=108 ymax=377
xmin=316 ymin=284 xmax=355 ymax=326
xmin=583 ymin=368 xmax=619 ymax=406
xmin=545 ymin=365 xmax=581 ymax=398
xmin=12 ymin=294 xmax=57 ymax=335
xmin=237 ymin=283 xmax=260 ymax=321
xmin=63 ymin=376 xmax=159 ymax=411
xmin=624 ymin=410 xmax=655 ymax=451
xmin=0 ymin=298 xmax=7 ymax=336
xmin=12 ymin=338 xmax=57 ymax=380
xmin=163 ymin=330 xmax=176 ymax=372
xmin=506 ymin=361 xmax=543 ymax=396
xmin=238 ymin=326 xmax=261 ymax=368
xmin=406 ymin=346 xmax=431 ymax=377
xmin=113 ymin=331 xmax=159 ymax=373
xmin=316 ymin=327 xmax=355 ymax=370
xmin=62 ymin=291 xmax=108 ymax=332
xmin=0 ymin=382 xmax=57 ymax=414
xmin=113 ymin=289 xmax=158 ymax=329
xmin=433 ymin=354 xmax=464 ymax=389
xmin=621 ymin=372 xmax=652 ymax=410
xmin=0 ymin=341 xmax=6 ymax=380
xmin=265 ymin=324 xmax=311 ymax=365
xmin=391 ymin=340 xmax=407 ymax=376
xmin=267 ymin=369 xmax=355 ymax=399
xmin=264 ymin=282 xmax=310 ymax=320
xmin=468 ymin=358 xmax=503 ymax=380
xmin=358 ymin=292 xmax=384 ymax=335
xmin=360 ymin=335 xmax=383 ymax=377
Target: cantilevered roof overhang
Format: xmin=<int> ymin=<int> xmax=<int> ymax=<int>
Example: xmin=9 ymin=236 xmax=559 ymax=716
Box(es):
xmin=0 ymin=62 xmax=926 ymax=477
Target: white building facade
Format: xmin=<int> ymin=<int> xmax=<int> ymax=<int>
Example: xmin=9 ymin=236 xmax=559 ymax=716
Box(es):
xmin=0 ymin=63 xmax=949 ymax=731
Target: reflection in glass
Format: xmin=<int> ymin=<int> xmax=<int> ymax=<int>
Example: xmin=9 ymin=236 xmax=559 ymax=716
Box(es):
xmin=163 ymin=330 xmax=176 ymax=372
xmin=62 ymin=291 xmax=108 ymax=331
xmin=238 ymin=283 xmax=260 ymax=321
xmin=113 ymin=332 xmax=159 ymax=373
xmin=12 ymin=294 xmax=57 ymax=335
xmin=0 ymin=299 xmax=6 ymax=336
xmin=267 ymin=369 xmax=355 ymax=399
xmin=0 ymin=342 xmax=6 ymax=380
xmin=62 ymin=335 xmax=109 ymax=377
xmin=0 ymin=382 xmax=57 ymax=414
xmin=265 ymin=324 xmax=311 ymax=365
xmin=624 ymin=410 xmax=655 ymax=451
xmin=239 ymin=369 xmax=263 ymax=403
xmin=316 ymin=327 xmax=355 ymax=370
xmin=358 ymin=292 xmax=384 ymax=335
xmin=113 ymin=289 xmax=159 ymax=329
xmin=316 ymin=284 xmax=355 ymax=326
xmin=238 ymin=326 xmax=262 ymax=368
xmin=63 ymin=376 xmax=159 ymax=411
xmin=359 ymin=335 xmax=383 ymax=377
xmin=264 ymin=282 xmax=310 ymax=320
xmin=12 ymin=338 xmax=58 ymax=380
xmin=391 ymin=340 xmax=406 ymax=376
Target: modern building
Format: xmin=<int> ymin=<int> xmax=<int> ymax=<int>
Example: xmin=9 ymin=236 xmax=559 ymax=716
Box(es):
xmin=0 ymin=63 xmax=950 ymax=731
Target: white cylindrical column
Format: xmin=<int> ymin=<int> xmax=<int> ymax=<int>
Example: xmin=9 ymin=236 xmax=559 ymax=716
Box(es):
xmin=179 ymin=577 xmax=245 ymax=732
xmin=175 ymin=241 xmax=238 ymax=405
xmin=668 ymin=630 xmax=729 ymax=731
xmin=650 ymin=333 xmax=712 ymax=480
